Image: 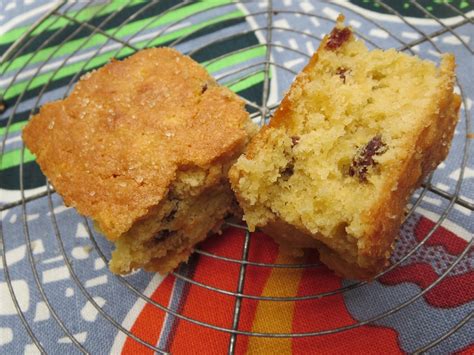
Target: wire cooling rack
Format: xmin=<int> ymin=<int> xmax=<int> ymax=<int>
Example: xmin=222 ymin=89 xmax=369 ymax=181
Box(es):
xmin=0 ymin=1 xmax=473 ymax=354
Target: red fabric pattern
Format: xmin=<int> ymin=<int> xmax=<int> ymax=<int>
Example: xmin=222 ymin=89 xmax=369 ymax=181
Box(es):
xmin=169 ymin=229 xmax=244 ymax=354
xmin=120 ymin=220 xmax=472 ymax=354
xmin=456 ymin=343 xmax=474 ymax=354
xmin=415 ymin=218 xmax=467 ymax=255
xmin=235 ymin=232 xmax=280 ymax=353
xmin=292 ymin=267 xmax=402 ymax=354
xmin=380 ymin=263 xmax=474 ymax=308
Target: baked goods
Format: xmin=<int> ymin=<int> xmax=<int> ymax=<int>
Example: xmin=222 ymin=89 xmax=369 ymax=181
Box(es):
xmin=23 ymin=48 xmax=255 ymax=274
xmin=229 ymin=16 xmax=461 ymax=280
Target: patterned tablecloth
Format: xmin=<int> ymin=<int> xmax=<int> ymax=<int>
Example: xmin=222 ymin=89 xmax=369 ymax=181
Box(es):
xmin=0 ymin=1 xmax=473 ymax=354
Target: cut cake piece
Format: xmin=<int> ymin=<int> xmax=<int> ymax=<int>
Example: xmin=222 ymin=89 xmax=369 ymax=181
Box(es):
xmin=23 ymin=47 xmax=255 ymax=274
xmin=229 ymin=16 xmax=461 ymax=280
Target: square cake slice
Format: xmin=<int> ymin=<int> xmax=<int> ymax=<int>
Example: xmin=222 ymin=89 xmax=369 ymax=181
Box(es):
xmin=229 ymin=16 xmax=461 ymax=280
xmin=23 ymin=47 xmax=255 ymax=274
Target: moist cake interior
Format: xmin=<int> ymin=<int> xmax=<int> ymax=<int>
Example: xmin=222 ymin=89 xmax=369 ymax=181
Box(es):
xmin=110 ymin=163 xmax=234 ymax=274
xmin=232 ymin=27 xmax=456 ymax=266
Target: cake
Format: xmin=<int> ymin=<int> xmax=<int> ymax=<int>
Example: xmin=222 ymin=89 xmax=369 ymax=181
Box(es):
xmin=229 ymin=16 xmax=461 ymax=280
xmin=23 ymin=47 xmax=255 ymax=274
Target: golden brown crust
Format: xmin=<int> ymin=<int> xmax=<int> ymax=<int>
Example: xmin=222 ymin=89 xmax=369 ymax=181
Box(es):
xmin=357 ymin=55 xmax=460 ymax=275
xmin=261 ymin=217 xmax=381 ymax=279
xmin=268 ymin=15 xmax=352 ymax=133
xmin=23 ymin=48 xmax=250 ymax=240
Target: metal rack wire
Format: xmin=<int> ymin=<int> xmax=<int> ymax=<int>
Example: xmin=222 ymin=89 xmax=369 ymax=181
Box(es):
xmin=1 ymin=1 xmax=472 ymax=354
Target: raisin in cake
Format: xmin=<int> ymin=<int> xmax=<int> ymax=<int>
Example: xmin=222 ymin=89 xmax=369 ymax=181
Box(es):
xmin=23 ymin=48 xmax=255 ymax=274
xmin=229 ymin=16 xmax=461 ymax=280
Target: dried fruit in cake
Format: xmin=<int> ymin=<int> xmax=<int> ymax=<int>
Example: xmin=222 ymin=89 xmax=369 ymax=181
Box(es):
xmin=229 ymin=15 xmax=461 ymax=280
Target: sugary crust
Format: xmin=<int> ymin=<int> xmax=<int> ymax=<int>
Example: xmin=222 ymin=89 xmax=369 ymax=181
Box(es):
xmin=229 ymin=18 xmax=460 ymax=280
xmin=23 ymin=48 xmax=250 ymax=240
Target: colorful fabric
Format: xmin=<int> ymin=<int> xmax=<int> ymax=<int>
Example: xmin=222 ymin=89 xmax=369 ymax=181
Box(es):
xmin=1 ymin=1 xmax=473 ymax=354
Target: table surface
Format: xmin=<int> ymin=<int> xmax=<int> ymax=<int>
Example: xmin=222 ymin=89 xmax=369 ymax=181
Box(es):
xmin=0 ymin=1 xmax=473 ymax=354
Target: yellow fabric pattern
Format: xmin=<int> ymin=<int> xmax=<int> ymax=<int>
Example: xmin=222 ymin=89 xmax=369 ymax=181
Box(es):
xmin=247 ymin=252 xmax=305 ymax=354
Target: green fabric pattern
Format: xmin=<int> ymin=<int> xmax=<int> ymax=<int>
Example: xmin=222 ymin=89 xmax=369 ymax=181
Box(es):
xmin=352 ymin=0 xmax=473 ymax=18
xmin=0 ymin=1 xmax=267 ymax=187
